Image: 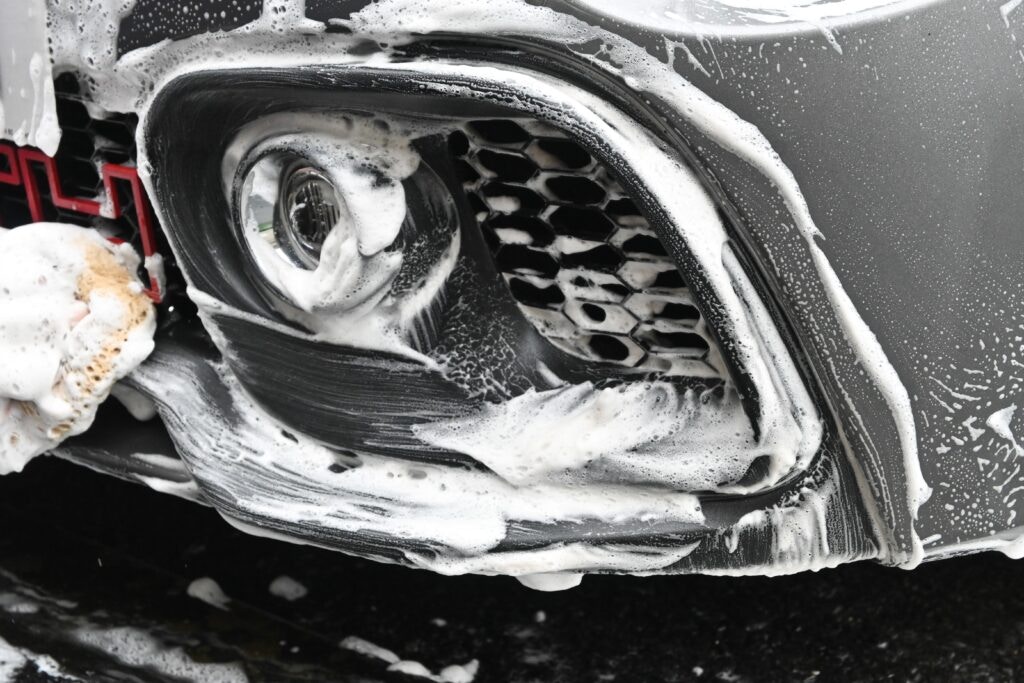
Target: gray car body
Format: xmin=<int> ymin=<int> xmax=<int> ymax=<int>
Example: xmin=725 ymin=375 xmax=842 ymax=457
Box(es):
xmin=1 ymin=0 xmax=1022 ymax=578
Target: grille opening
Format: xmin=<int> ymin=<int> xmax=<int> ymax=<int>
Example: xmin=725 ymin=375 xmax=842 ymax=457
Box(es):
xmin=452 ymin=158 xmax=480 ymax=184
xmin=657 ymin=302 xmax=701 ymax=321
xmin=509 ymin=276 xmax=565 ymax=308
xmin=621 ymin=233 xmax=668 ymax=257
xmin=475 ymin=149 xmax=537 ymax=182
xmin=449 ymin=129 xmax=470 ymax=155
xmin=495 ymin=244 xmax=560 ymax=277
xmin=605 ymin=197 xmax=646 ymax=225
xmin=581 ymin=302 xmax=606 ymax=322
xmin=636 ymin=329 xmax=710 ymax=355
xmin=568 ymin=273 xmax=631 ymax=300
xmin=588 ymin=334 xmax=632 ymax=362
xmin=528 ymin=138 xmax=592 ymax=170
xmin=453 ymin=118 xmax=722 ymax=378
xmin=545 ymin=175 xmax=606 ymax=204
xmin=467 ymin=119 xmax=531 ymax=145
xmin=560 ymin=244 xmax=623 ymax=271
xmin=467 ymin=191 xmax=488 ymax=216
xmin=549 ymin=205 xmax=616 ymax=240
xmin=652 ymin=269 xmax=687 ymax=290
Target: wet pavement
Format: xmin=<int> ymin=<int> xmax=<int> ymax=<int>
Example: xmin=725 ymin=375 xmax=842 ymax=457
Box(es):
xmin=0 ymin=457 xmax=1022 ymax=682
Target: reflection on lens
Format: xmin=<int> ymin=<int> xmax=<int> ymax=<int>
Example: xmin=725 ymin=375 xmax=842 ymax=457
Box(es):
xmin=239 ymin=153 xmax=342 ymax=270
xmin=277 ymin=163 xmax=339 ymax=268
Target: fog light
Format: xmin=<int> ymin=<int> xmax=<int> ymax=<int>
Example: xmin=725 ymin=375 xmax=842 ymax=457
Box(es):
xmin=278 ymin=162 xmax=338 ymax=268
xmin=239 ymin=153 xmax=341 ymax=270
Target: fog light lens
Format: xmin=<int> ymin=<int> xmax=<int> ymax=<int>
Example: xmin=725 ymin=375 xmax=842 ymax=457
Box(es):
xmin=277 ymin=163 xmax=339 ymax=268
xmin=239 ymin=153 xmax=341 ymax=270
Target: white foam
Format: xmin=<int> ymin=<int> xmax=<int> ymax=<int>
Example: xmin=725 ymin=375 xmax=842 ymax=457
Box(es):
xmin=110 ymin=383 xmax=158 ymax=421
xmin=186 ymin=577 xmax=231 ymax=610
xmin=132 ymin=353 xmax=706 ymax=571
xmin=0 ymin=223 xmax=156 ymax=474
xmin=0 ymin=634 xmax=79 ymax=680
xmin=0 ymin=635 xmax=28 ymax=681
xmin=340 ymin=635 xmax=479 ymax=683
xmin=416 ymin=382 xmax=766 ymax=491
xmin=74 ymin=625 xmax=248 ymax=683
xmin=987 ymin=405 xmax=1022 ymax=456
xmin=339 ymin=635 xmax=400 ymax=664
xmin=516 ymin=573 xmax=584 ymax=592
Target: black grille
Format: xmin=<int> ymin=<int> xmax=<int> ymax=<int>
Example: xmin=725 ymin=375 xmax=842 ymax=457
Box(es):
xmin=451 ymin=119 xmax=720 ymax=378
xmin=0 ymin=73 xmax=141 ymax=241
xmin=54 ymin=72 xmax=142 ymax=242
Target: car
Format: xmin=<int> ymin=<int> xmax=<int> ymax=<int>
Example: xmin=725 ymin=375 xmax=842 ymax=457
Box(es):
xmin=0 ymin=0 xmax=1022 ymax=589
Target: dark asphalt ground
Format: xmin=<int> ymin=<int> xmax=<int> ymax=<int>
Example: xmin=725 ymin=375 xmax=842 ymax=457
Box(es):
xmin=0 ymin=457 xmax=1022 ymax=682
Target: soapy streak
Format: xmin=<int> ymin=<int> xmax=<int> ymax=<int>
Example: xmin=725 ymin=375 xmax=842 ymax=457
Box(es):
xmin=0 ymin=635 xmax=78 ymax=681
xmin=415 ymin=381 xmax=791 ymax=492
xmin=74 ymin=626 xmax=249 ymax=683
xmin=339 ymin=635 xmax=480 ymax=683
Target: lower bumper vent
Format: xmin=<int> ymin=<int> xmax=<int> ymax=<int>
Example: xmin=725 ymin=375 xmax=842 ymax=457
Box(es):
xmin=450 ymin=119 xmax=719 ymax=378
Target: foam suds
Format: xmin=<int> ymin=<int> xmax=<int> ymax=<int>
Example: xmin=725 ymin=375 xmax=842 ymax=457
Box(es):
xmin=412 ymin=540 xmax=703 ymax=579
xmin=0 ymin=634 xmax=79 ymax=681
xmin=340 ymin=635 xmax=479 ymax=683
xmin=74 ymin=626 xmax=249 ymax=683
xmin=186 ymin=577 xmax=231 ymax=610
xmin=268 ymin=575 xmax=308 ymax=601
xmin=0 ymin=223 xmax=156 ymax=474
xmin=416 ymin=382 xmax=773 ymax=491
xmin=516 ymin=573 xmax=584 ymax=592
xmin=987 ymin=405 xmax=1022 ymax=456
xmin=0 ymin=592 xmax=41 ymax=615
xmin=110 ymin=383 xmax=158 ymax=421
xmin=715 ymin=477 xmax=846 ymax=576
xmin=134 ymin=472 xmax=204 ymax=500
xmin=130 ymin=349 xmax=707 ymax=572
xmin=339 ymin=635 xmax=400 ymax=664
xmin=0 ymin=635 xmax=30 ymax=681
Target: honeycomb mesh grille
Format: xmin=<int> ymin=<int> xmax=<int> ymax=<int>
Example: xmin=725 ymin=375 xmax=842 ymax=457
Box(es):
xmin=0 ymin=73 xmax=197 ymax=327
xmin=52 ymin=73 xmax=142 ymax=241
xmin=0 ymin=72 xmax=142 ymax=242
xmin=451 ymin=119 xmax=720 ymax=378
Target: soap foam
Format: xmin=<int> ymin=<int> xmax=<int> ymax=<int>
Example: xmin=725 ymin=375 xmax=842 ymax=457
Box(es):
xmin=0 ymin=223 xmax=156 ymax=474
